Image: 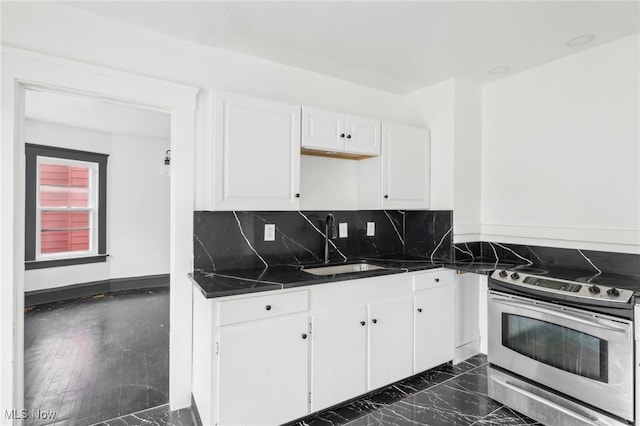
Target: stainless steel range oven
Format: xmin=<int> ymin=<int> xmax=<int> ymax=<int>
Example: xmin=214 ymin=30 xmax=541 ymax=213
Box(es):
xmin=487 ymin=269 xmax=635 ymax=426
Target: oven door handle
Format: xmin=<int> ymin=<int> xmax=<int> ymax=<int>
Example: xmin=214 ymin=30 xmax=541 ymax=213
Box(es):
xmin=491 ymin=297 xmax=629 ymax=333
xmin=493 ymin=377 xmax=601 ymax=426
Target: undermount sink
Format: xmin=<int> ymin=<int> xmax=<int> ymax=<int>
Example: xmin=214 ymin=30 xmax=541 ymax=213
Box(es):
xmin=303 ymin=262 xmax=388 ymax=276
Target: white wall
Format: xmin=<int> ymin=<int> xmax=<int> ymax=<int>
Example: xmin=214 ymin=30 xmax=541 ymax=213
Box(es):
xmin=453 ymin=80 xmax=482 ymax=242
xmin=23 ymin=119 xmax=170 ymax=291
xmin=482 ymin=34 xmax=640 ymax=253
xmin=300 ymin=156 xmax=359 ymax=211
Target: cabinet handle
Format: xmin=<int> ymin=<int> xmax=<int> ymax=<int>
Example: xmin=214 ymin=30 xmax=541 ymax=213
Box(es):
xmin=372 ymin=319 xmax=378 ymax=324
xmin=435 ymin=278 xmax=440 ymax=283
xmin=417 ymin=308 xmax=423 ymax=313
xmin=340 ymin=133 xmax=345 ymax=138
xmin=347 ymin=134 xmax=352 ymax=139
xmin=360 ymin=321 xmax=366 ymax=326
xmin=295 ymin=193 xmax=300 ymax=198
xmin=265 ymin=305 xmax=272 ymax=311
xmin=301 ymin=333 xmax=308 ymax=340
xmin=384 ymin=195 xmax=389 ymax=199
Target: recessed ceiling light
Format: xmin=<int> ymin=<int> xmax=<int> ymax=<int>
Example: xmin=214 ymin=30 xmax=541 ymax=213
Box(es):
xmin=488 ymin=66 xmax=511 ymax=75
xmin=565 ymin=34 xmax=595 ymax=47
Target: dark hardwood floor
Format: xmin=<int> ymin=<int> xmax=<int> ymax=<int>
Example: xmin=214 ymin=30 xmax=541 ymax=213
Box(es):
xmin=24 ymin=288 xmax=170 ymax=426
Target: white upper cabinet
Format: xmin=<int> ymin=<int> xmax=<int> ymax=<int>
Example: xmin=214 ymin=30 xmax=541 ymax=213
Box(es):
xmin=302 ymin=107 xmax=381 ymax=156
xmin=345 ymin=115 xmax=381 ymax=155
xmin=213 ymin=91 xmax=301 ymax=210
xmin=382 ymin=123 xmax=430 ymax=209
xmin=301 ymin=107 xmax=345 ymax=152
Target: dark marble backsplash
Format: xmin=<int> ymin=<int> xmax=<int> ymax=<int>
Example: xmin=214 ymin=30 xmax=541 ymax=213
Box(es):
xmin=194 ymin=210 xmax=453 ymax=272
xmin=454 ymin=241 xmax=640 ymax=276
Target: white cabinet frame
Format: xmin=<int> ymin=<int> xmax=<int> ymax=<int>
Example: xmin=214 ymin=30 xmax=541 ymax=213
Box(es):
xmin=192 ymin=269 xmax=455 ymax=426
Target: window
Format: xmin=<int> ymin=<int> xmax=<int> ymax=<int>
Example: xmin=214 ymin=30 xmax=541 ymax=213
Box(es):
xmin=25 ymin=144 xmax=108 ymax=269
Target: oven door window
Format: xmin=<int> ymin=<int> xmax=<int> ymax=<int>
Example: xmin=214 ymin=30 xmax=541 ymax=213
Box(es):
xmin=502 ymin=313 xmax=608 ymax=383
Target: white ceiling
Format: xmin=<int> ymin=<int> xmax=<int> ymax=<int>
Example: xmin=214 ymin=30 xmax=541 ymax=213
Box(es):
xmin=25 ymin=90 xmax=170 ymax=139
xmin=62 ymin=1 xmax=639 ymax=94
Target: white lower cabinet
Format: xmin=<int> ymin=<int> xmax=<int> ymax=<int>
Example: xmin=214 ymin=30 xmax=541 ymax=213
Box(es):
xmin=310 ymin=306 xmax=367 ymax=412
xmin=193 ymin=269 xmax=455 ymax=426
xmin=414 ymin=285 xmax=455 ymax=372
xmin=217 ymin=314 xmax=310 ymax=426
xmin=367 ymin=297 xmax=414 ymax=390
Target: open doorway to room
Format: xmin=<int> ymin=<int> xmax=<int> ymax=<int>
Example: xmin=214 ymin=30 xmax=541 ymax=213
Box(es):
xmin=22 ymin=89 xmax=172 ymax=426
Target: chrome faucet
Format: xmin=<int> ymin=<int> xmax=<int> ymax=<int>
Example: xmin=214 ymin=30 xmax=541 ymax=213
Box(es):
xmin=324 ymin=214 xmax=337 ymax=264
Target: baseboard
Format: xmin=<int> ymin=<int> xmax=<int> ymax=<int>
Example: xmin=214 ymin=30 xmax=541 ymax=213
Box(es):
xmin=110 ymin=274 xmax=170 ymax=291
xmin=191 ymin=394 xmax=203 ymax=426
xmin=25 ymin=273 xmax=169 ymax=306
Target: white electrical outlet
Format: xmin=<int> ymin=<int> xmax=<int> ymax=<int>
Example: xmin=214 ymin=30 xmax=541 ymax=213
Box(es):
xmin=339 ymin=222 xmax=348 ymax=238
xmin=367 ymin=222 xmax=375 ymax=236
xmin=264 ymin=224 xmax=276 ymax=241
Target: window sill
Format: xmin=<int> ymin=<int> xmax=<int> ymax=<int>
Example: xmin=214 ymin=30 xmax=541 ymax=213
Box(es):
xmin=25 ymin=254 xmax=108 ymax=270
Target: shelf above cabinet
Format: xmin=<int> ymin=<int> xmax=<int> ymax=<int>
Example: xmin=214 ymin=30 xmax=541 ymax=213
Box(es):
xmin=301 ymin=147 xmax=376 ymax=161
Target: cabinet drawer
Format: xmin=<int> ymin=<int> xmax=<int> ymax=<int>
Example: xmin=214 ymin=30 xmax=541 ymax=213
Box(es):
xmin=218 ymin=290 xmax=309 ymax=326
xmin=413 ymin=270 xmax=452 ymax=292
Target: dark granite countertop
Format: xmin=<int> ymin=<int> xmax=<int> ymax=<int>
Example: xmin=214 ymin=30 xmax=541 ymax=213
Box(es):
xmin=190 ymin=255 xmax=640 ymax=299
xmin=188 ymin=255 xmax=519 ymax=299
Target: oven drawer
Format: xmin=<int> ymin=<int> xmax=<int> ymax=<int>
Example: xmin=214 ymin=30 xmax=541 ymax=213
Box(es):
xmin=488 ymin=367 xmax=629 ymax=426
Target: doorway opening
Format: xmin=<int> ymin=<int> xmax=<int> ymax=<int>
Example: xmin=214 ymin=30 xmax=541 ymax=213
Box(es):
xmin=22 ymin=88 xmax=172 ymax=425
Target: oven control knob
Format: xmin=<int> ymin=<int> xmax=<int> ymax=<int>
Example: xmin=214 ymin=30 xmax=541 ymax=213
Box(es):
xmin=499 ymin=270 xmax=508 ymax=278
xmin=588 ymin=285 xmax=601 ymax=294
xmin=510 ymin=272 xmax=520 ymax=280
xmin=606 ymin=287 xmax=620 ymax=297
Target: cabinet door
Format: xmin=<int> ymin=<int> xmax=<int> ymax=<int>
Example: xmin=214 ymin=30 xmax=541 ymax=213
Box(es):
xmin=311 ymin=306 xmax=367 ymax=412
xmin=217 ymin=314 xmax=309 ymax=426
xmin=382 ymin=123 xmax=430 ymax=209
xmin=368 ymin=297 xmax=413 ymax=390
xmin=214 ymin=91 xmax=300 ymax=210
xmin=301 ymin=107 xmax=345 ymax=152
xmin=344 ymin=115 xmax=381 ymax=156
xmin=455 ymin=272 xmax=480 ymax=348
xmin=414 ymin=285 xmax=455 ymax=373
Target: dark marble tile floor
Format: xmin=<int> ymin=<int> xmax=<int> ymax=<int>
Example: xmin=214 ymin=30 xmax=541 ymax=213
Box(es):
xmin=24 ymin=288 xmax=170 ymax=426
xmin=286 ymin=354 xmax=543 ymax=426
xmin=89 ymin=355 xmax=540 ymax=426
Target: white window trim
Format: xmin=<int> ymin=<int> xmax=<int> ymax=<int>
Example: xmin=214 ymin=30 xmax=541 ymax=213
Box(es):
xmin=35 ymin=155 xmax=100 ymax=261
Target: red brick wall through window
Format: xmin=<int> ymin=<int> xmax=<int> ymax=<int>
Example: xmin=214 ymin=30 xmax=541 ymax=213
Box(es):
xmin=39 ymin=163 xmax=91 ymax=254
